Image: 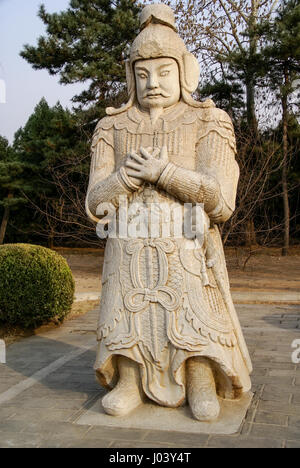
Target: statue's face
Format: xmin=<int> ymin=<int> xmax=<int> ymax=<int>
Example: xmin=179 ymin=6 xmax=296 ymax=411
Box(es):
xmin=134 ymin=58 xmax=180 ymax=110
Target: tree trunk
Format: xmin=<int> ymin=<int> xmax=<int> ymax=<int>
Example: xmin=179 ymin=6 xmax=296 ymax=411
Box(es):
xmin=0 ymin=192 xmax=13 ymax=245
xmin=246 ymin=1 xmax=259 ymax=136
xmin=244 ymin=76 xmax=258 ymax=247
xmin=246 ymin=77 xmax=258 ymax=135
xmin=245 ymin=219 xmax=257 ymax=247
xmin=48 ymin=228 xmax=54 ymax=249
xmin=281 ymin=73 xmax=290 ymax=256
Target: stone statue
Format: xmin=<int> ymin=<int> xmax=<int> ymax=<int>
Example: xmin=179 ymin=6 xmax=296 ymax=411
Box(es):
xmin=86 ymin=3 xmax=252 ymax=421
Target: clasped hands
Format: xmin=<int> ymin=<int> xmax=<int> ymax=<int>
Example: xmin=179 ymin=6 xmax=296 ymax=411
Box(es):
xmin=124 ymin=146 xmax=169 ymax=187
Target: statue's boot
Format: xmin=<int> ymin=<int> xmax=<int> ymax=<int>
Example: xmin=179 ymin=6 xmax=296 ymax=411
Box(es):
xmin=187 ymin=357 xmax=220 ymax=421
xmin=102 ymin=356 xmax=143 ymax=417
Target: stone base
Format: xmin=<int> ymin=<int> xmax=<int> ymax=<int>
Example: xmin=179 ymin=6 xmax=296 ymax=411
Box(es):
xmin=75 ymin=392 xmax=253 ymax=435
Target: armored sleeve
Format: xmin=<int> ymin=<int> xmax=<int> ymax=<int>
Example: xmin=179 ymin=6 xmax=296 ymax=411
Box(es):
xmin=86 ymin=117 xmax=140 ymax=223
xmin=157 ymin=106 xmax=239 ymax=223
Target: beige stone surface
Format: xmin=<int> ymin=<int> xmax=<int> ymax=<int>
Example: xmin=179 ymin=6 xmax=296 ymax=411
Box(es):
xmin=76 ymin=392 xmax=253 ymax=435
xmin=85 ymin=3 xmax=252 ymax=421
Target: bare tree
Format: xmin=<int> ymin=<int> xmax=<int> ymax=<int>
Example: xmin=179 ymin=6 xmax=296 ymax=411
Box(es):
xmin=160 ymin=0 xmax=280 ymax=132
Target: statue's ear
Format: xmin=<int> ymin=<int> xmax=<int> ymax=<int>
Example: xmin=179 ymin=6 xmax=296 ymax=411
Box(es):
xmin=126 ymin=60 xmax=135 ymax=96
xmin=182 ymin=53 xmax=200 ymax=94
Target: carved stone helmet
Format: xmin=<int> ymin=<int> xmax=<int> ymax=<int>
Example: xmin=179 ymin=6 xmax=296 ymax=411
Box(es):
xmin=107 ymin=3 xmax=200 ymax=115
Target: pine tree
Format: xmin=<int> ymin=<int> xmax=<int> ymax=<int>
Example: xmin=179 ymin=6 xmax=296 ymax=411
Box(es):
xmin=13 ymin=98 xmax=93 ymax=247
xmin=20 ymin=0 xmax=140 ymax=115
xmin=0 ymin=137 xmax=28 ymax=244
xmin=257 ymin=0 xmax=300 ymax=254
xmin=198 ymin=75 xmax=244 ymax=122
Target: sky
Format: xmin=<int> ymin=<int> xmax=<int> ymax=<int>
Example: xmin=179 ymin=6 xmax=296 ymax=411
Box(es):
xmin=0 ymin=0 xmax=86 ymax=143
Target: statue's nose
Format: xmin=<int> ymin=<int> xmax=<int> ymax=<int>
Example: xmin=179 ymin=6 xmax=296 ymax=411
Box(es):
xmin=147 ymin=74 xmax=159 ymax=89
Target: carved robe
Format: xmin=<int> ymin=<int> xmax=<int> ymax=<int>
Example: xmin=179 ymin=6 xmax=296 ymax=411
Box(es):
xmin=86 ymin=100 xmax=252 ymax=407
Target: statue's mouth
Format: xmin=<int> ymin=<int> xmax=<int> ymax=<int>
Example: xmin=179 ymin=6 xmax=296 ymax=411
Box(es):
xmin=146 ymin=93 xmax=162 ymax=98
xmin=145 ymin=91 xmax=171 ymax=98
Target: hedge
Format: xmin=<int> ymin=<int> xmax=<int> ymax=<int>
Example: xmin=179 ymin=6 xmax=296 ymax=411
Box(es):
xmin=0 ymin=244 xmax=75 ymax=328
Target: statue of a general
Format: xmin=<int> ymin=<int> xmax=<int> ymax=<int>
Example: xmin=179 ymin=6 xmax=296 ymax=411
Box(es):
xmin=86 ymin=3 xmax=252 ymax=421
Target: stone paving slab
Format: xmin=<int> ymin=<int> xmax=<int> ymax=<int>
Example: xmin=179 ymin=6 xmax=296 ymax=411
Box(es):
xmin=75 ymin=392 xmax=253 ymax=435
xmin=0 ymin=303 xmax=299 ymax=448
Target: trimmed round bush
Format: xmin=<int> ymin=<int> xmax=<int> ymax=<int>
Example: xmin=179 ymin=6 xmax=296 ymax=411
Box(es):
xmin=0 ymin=244 xmax=75 ymax=328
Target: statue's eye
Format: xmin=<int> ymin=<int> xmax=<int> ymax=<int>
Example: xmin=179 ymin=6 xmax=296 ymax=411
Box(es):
xmin=160 ymin=71 xmax=170 ymax=77
xmin=138 ymin=73 xmax=147 ymax=79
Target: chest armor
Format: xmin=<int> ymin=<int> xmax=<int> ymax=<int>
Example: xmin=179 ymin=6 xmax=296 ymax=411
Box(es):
xmin=113 ymin=104 xmax=198 ymax=172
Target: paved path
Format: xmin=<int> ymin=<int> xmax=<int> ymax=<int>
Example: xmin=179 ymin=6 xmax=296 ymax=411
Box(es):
xmin=0 ymin=303 xmax=299 ymax=448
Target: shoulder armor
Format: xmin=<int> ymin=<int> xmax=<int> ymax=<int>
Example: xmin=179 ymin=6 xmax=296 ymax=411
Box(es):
xmin=181 ymin=100 xmax=216 ymax=123
xmin=196 ymin=106 xmax=236 ymax=152
xmin=103 ymin=107 xmax=140 ymax=133
xmin=94 ymin=115 xmax=115 ymax=131
xmin=91 ymin=115 xmax=115 ymax=150
xmin=198 ymin=98 xmax=216 ymax=109
xmin=197 ymin=105 xmax=233 ymax=124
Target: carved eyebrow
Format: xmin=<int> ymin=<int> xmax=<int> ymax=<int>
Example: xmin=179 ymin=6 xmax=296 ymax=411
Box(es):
xmin=135 ymin=66 xmax=149 ymax=73
xmin=159 ymin=62 xmax=174 ymax=68
xmin=135 ymin=61 xmax=175 ymax=72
